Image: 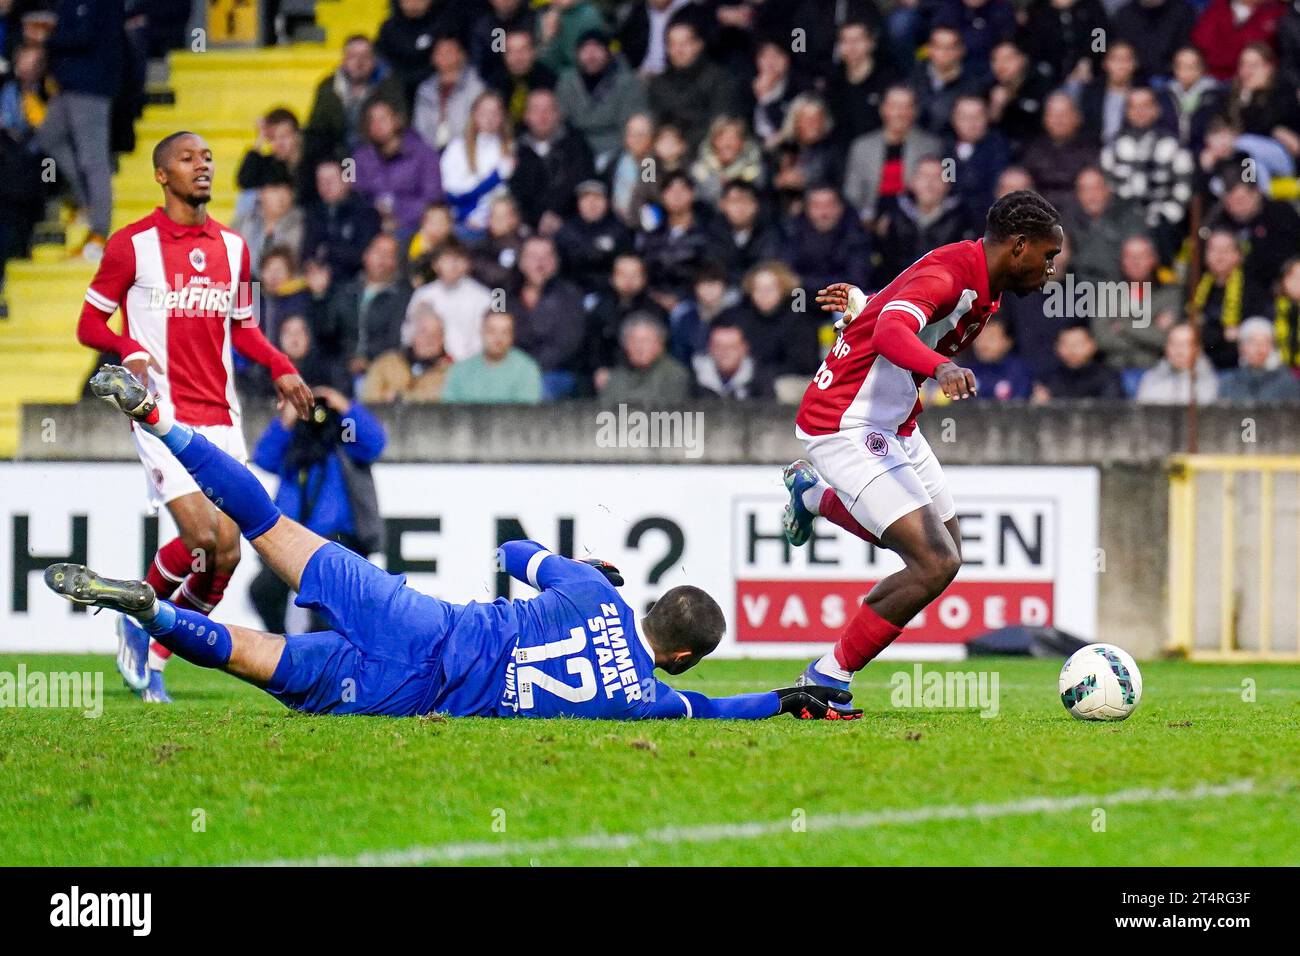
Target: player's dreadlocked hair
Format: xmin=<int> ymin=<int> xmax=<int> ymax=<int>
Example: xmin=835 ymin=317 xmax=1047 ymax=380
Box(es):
xmin=644 ymin=585 xmax=726 ymax=657
xmin=152 ymin=131 xmax=200 ymax=170
xmin=984 ymin=190 xmax=1061 ymax=243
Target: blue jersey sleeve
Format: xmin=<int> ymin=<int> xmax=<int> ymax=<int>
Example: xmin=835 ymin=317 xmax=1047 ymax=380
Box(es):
xmin=640 ymin=681 xmax=780 ymax=720
xmin=496 ymin=540 xmax=606 ymax=592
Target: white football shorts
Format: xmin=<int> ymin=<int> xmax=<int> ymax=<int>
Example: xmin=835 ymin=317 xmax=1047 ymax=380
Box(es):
xmin=132 ymin=422 xmax=249 ymax=512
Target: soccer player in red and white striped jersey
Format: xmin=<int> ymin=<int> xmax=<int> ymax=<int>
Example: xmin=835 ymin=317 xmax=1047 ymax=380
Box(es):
xmin=783 ymin=191 xmax=1064 ymax=697
xmin=76 ymin=131 xmax=314 ymax=701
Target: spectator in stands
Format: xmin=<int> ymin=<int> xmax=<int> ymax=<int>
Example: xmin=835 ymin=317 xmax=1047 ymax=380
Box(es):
xmin=1067 ymin=166 xmax=1151 ymax=285
xmin=995 ymin=164 xmax=1035 ymax=197
xmin=413 ymin=35 xmax=486 ymax=151
xmin=238 ymin=109 xmax=315 ymax=213
xmin=707 ymin=180 xmax=780 ymax=285
xmin=1213 ymin=180 xmax=1300 ymax=284
xmin=668 ymin=261 xmax=740 ymax=363
xmin=1021 ymin=93 xmax=1101 ymax=217
xmin=693 ymin=321 xmax=771 ymax=400
xmin=617 ymin=0 xmax=709 ymax=77
xmin=1191 ymin=229 xmax=1273 ymax=369
xmin=825 ymin=19 xmax=895 ymax=151
xmin=235 ymin=173 xmax=304 ymax=279
xmin=248 ymin=385 xmax=386 ymax=632
xmin=376 ymin=0 xmax=446 ymax=106
xmin=555 ymin=179 xmax=633 ymax=293
xmin=784 ymin=184 xmax=873 ymax=299
xmin=875 ymin=157 xmax=973 ymax=280
xmin=554 ymin=29 xmax=644 ymax=163
xmin=1272 ymin=257 xmax=1300 ymax=371
xmin=935 ymin=0 xmax=1016 ymax=80
xmin=843 ymin=85 xmax=940 ymax=225
xmin=998 ymin=233 xmax=1076 ymax=379
xmin=1073 ymin=40 xmax=1141 ymax=145
xmin=362 ymin=303 xmax=454 ymax=404
xmin=470 ymin=0 xmax=538 ymax=82
xmin=1034 ymin=325 xmax=1125 ymax=400
xmin=639 ymin=169 xmax=712 ymax=302
xmin=324 ymin=233 xmax=412 ymax=378
xmin=1222 ymin=42 xmax=1300 ymax=165
xmin=945 ymin=94 xmax=1011 ymax=228
xmin=769 ymin=95 xmax=841 ymax=212
xmin=301 ymin=158 xmax=382 ymax=283
xmin=647 ymin=20 xmax=734 ymax=150
xmin=305 ymin=35 xmax=403 ymax=159
xmin=35 ymin=0 xmax=125 ymax=260
xmin=442 ymin=310 xmax=543 ymax=404
xmin=439 ymin=90 xmax=518 ymax=237
xmin=691 ymin=116 xmax=764 ymax=205
xmin=722 ymin=261 xmax=820 ymax=379
xmin=488 ymin=27 xmax=558 ymax=124
xmin=1192 ymin=0 xmax=1286 ymax=82
xmin=470 ymin=195 xmax=530 ymax=291
xmin=985 ymin=40 xmax=1053 ymax=146
xmin=406 ymin=201 xmax=454 ymax=271
xmin=607 ymin=112 xmax=656 ymax=227
xmin=1112 ymin=0 xmax=1198 ymax=81
xmin=253 ymin=246 xmax=310 ymax=349
xmin=537 ymin=0 xmax=607 ymax=75
xmin=1136 ymin=322 xmax=1219 ymax=403
xmin=1158 ymin=46 xmax=1223 ymax=153
xmin=1091 ymin=234 xmax=1182 ymax=370
xmin=405 ymin=239 xmax=493 ymax=362
xmin=508 ymin=235 xmax=586 ymax=398
xmin=1018 ymin=0 xmax=1108 ymax=86
xmin=1100 ymin=87 xmax=1195 ymax=261
xmin=1218 ymin=316 xmax=1300 ymax=399
xmin=585 ymin=252 xmax=668 ymax=387
xmin=513 ymin=87 xmax=596 ymax=229
xmin=352 ymin=97 xmax=444 ymax=238
xmin=965 ymin=315 xmax=1033 ymax=400
xmin=273 ymin=313 xmax=350 ymax=396
xmin=745 ymin=37 xmax=802 ymax=152
xmin=0 ymin=42 xmax=51 ymax=146
xmin=600 ymin=312 xmax=692 ymax=404
xmin=908 ymin=25 xmax=982 ymax=137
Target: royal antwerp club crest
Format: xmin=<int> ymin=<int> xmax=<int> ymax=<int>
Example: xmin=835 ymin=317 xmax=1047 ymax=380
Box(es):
xmin=866 ymin=432 xmax=888 ymax=457
xmin=189 ymin=247 xmax=206 ymax=272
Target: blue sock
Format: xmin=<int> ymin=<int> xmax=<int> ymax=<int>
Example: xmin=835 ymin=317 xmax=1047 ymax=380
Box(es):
xmin=171 ymin=430 xmax=281 ymax=540
xmin=141 ymin=602 xmax=232 ymax=669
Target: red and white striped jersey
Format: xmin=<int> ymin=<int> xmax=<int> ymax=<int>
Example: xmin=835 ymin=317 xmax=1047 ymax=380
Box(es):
xmin=84 ymin=208 xmax=256 ymax=427
xmin=795 ymin=239 xmax=1001 ymax=437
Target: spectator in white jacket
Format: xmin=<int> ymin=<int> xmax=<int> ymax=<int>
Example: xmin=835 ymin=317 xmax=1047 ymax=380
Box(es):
xmin=1136 ymin=323 xmax=1220 ymax=405
xmin=440 ymin=90 xmax=518 ymax=236
xmin=405 ymin=241 xmax=495 ymax=361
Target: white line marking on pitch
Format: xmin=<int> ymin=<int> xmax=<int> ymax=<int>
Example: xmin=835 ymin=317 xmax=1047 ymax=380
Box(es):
xmin=244 ymin=779 xmax=1256 ymax=867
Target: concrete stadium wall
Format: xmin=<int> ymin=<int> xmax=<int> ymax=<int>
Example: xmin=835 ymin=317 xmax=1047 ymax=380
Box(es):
xmin=17 ymin=400 xmax=1300 ymax=658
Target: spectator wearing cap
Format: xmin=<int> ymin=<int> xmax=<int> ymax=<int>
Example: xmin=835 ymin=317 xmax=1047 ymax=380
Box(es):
xmin=352 ymin=97 xmax=444 ymax=239
xmin=693 ymin=322 xmax=771 ymax=400
xmin=555 ymin=179 xmax=634 ymax=293
xmin=537 ymin=0 xmax=608 ymax=75
xmin=690 ymin=116 xmax=764 ymax=205
xmin=413 ymin=35 xmax=487 ymax=151
xmin=406 ymin=240 xmax=494 ymax=362
xmin=638 ymin=170 xmax=713 ymax=302
xmin=781 ymin=185 xmax=872 ymax=301
xmin=301 ymin=158 xmax=383 ymax=283
xmin=442 ymin=311 xmax=544 ymax=404
xmin=843 ymin=85 xmax=940 ymax=226
xmin=584 ymin=253 xmax=670 ymax=380
xmin=600 ymin=312 xmax=692 ymax=404
xmin=707 ymin=180 xmax=781 ymax=285
xmin=362 ymin=303 xmax=455 ymax=404
xmin=555 ymin=28 xmax=648 ymax=162
xmin=513 ymin=88 xmax=597 ymax=230
xmin=486 ymin=27 xmax=558 ymax=124
xmin=440 ymin=90 xmax=519 ymax=237
xmin=1217 ymin=316 xmax=1300 ymax=400
xmin=963 ymin=315 xmax=1033 ymax=400
xmin=508 ymin=235 xmax=587 ymax=398
xmin=647 ymin=20 xmax=736 ymax=150
xmin=1033 ymin=325 xmax=1125 ymax=401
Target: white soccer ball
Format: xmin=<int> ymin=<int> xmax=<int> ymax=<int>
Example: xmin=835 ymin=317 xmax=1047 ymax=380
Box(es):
xmin=845 ymin=285 xmax=869 ymax=319
xmin=1058 ymin=643 xmax=1143 ymax=721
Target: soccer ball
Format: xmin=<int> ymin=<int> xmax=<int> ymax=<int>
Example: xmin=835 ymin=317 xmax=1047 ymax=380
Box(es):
xmin=1058 ymin=643 xmax=1143 ymax=721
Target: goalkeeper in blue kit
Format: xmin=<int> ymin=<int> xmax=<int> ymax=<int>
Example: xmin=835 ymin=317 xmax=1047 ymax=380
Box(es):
xmin=44 ymin=365 xmax=859 ymax=721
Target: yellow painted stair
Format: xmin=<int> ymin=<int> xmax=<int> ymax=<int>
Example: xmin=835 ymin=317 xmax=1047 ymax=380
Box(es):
xmin=0 ymin=0 xmax=391 ymax=458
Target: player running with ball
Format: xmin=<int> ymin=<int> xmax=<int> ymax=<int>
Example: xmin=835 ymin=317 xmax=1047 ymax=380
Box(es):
xmin=783 ymin=191 xmax=1063 ymax=699
xmin=42 ymin=365 xmax=859 ymax=723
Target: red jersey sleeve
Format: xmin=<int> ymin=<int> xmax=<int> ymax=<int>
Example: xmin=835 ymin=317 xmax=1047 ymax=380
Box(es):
xmin=77 ymin=230 xmax=146 ymax=360
xmin=230 ymin=240 xmax=255 ymax=324
xmin=870 ymin=269 xmax=961 ymax=378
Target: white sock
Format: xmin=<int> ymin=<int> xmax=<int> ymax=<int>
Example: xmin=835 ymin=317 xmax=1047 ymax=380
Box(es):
xmin=815 ymin=650 xmax=852 ymax=684
xmin=801 ymin=482 xmax=827 ymax=515
xmin=148 ymin=645 xmax=170 ymax=671
xmin=140 ymin=397 xmax=176 ymax=438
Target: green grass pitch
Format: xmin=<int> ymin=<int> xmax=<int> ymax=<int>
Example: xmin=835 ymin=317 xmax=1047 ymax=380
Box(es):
xmin=1 ymin=654 xmax=1297 ymax=866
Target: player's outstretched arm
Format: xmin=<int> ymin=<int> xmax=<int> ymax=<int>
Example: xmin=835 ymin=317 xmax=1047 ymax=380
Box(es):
xmin=496 ymin=540 xmax=618 ymax=591
xmin=645 ymin=682 xmax=861 ymax=721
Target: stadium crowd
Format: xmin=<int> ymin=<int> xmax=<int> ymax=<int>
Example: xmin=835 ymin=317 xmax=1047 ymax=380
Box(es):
xmin=6 ymin=0 xmax=1300 ymax=405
